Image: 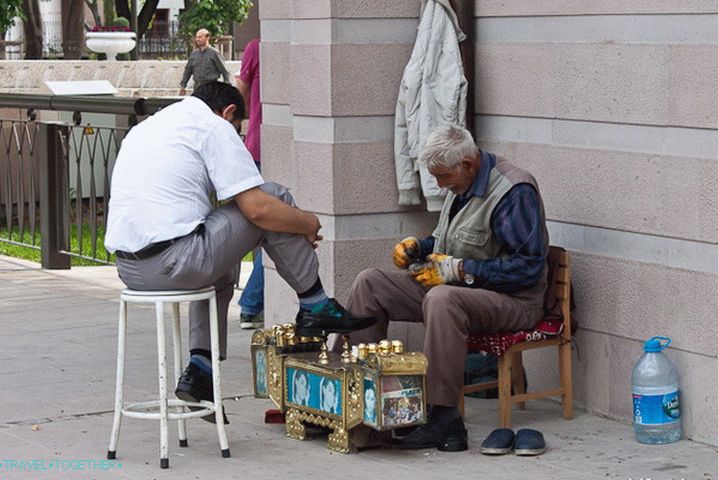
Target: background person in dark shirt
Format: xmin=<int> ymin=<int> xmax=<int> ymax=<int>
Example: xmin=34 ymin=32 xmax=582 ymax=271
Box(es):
xmin=179 ymin=28 xmax=231 ymax=96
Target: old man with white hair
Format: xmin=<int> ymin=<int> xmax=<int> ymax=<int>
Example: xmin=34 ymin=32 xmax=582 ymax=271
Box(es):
xmin=335 ymin=125 xmax=550 ymax=452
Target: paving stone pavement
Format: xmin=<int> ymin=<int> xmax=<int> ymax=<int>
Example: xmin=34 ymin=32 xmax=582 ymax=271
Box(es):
xmin=0 ymin=255 xmax=716 ymax=479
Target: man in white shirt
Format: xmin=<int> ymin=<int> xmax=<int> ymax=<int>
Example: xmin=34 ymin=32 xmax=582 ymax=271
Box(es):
xmin=105 ymin=82 xmax=374 ymax=423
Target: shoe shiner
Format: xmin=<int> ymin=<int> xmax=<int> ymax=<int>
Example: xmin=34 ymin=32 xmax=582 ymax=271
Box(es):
xmin=331 ymin=126 xmax=550 ymax=451
xmin=105 ymin=81 xmax=375 ymax=423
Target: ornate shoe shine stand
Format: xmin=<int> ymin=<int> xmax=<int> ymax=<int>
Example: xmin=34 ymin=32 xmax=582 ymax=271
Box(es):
xmin=251 ymin=325 xmax=428 ymax=453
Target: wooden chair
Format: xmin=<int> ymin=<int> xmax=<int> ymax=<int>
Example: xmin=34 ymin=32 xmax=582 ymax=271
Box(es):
xmin=459 ymin=246 xmax=573 ymax=428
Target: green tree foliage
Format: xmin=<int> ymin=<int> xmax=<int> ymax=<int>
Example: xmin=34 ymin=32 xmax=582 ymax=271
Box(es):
xmin=179 ymin=0 xmax=252 ymax=38
xmin=0 ymin=0 xmax=24 ymax=36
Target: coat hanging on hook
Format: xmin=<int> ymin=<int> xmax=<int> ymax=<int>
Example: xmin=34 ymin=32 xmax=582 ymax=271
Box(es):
xmin=394 ymin=0 xmax=468 ymax=212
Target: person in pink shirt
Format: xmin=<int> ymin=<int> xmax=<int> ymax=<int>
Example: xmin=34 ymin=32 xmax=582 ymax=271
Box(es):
xmin=235 ymin=38 xmax=264 ymax=329
xmin=236 ymin=38 xmax=261 ymax=164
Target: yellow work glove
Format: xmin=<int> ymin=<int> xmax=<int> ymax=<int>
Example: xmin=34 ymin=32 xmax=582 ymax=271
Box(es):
xmin=409 ymin=253 xmax=462 ymax=288
xmin=392 ymin=236 xmax=421 ymax=269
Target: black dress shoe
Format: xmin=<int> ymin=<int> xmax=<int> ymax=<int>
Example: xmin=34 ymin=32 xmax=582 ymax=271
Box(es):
xmin=295 ymin=299 xmax=376 ymax=337
xmin=391 ymin=415 xmax=468 ymax=452
xmin=175 ymin=363 xmax=229 ymax=425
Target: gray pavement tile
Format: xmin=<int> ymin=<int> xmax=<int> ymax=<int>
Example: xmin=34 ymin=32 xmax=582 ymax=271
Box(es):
xmin=2 ymin=305 xmax=118 ymax=332
xmin=2 ymin=296 xmax=111 ymax=315
xmin=0 ymin=260 xmax=37 ymax=271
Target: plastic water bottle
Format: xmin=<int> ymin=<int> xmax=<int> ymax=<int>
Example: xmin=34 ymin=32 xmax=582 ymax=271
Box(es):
xmin=631 ymin=336 xmax=681 ymax=444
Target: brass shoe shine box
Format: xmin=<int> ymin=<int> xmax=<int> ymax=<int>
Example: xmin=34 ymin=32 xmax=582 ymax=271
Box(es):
xmin=251 ymin=325 xmax=427 ymax=453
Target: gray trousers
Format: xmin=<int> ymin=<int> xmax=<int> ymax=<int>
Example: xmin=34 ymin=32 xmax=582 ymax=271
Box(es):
xmin=334 ymin=269 xmax=543 ymax=407
xmin=115 ymin=183 xmax=319 ymax=358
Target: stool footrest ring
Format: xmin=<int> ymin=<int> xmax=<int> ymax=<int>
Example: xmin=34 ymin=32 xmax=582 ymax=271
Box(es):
xmin=123 ymin=399 xmax=216 ymax=420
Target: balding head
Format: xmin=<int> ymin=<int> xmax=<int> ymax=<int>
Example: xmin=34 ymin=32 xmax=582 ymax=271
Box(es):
xmin=194 ymin=29 xmax=210 ymax=49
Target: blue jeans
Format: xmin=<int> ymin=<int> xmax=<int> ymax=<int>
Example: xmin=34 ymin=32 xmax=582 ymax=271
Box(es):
xmin=239 ymin=248 xmax=264 ymax=315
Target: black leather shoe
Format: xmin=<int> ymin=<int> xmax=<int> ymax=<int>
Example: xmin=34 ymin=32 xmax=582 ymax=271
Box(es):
xmin=175 ymin=362 xmax=229 ymax=425
xmin=391 ymin=415 xmax=468 ymax=451
xmin=295 ymin=299 xmax=376 ymax=337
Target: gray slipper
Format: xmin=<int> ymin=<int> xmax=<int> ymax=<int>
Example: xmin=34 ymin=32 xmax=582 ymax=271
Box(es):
xmin=480 ymin=428 xmax=515 ymax=455
xmin=514 ymin=428 xmax=546 ymax=456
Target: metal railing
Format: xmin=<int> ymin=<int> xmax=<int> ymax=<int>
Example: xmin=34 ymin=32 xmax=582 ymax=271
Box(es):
xmin=0 ymin=119 xmax=40 ymax=250
xmin=0 ymin=94 xmax=179 ymax=268
xmin=138 ymin=20 xmax=188 ymax=60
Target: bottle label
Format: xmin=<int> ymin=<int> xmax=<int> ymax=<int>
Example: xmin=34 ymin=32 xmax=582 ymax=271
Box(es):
xmin=632 ymin=391 xmax=680 ymax=425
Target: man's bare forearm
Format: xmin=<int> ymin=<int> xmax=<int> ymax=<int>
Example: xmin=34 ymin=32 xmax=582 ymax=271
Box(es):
xmin=235 ymin=188 xmax=320 ymax=237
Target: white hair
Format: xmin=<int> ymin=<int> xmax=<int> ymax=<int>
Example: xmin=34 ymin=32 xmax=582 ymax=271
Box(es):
xmin=418 ymin=125 xmax=478 ymax=169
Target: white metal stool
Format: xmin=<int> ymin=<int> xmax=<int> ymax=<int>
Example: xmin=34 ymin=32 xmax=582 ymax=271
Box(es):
xmin=107 ymin=287 xmax=230 ymax=468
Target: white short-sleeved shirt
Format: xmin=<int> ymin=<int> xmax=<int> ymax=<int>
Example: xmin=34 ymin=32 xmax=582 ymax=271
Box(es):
xmin=105 ymin=97 xmax=263 ymax=253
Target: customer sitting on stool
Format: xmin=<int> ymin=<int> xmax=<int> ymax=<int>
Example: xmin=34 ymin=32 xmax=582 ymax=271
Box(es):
xmin=105 ymin=82 xmax=375 ymax=423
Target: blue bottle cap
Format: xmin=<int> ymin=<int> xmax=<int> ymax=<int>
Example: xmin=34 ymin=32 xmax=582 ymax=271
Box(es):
xmin=644 ymin=336 xmax=671 ymax=352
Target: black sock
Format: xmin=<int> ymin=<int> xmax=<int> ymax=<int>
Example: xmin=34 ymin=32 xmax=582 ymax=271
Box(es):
xmin=190 ymin=348 xmax=212 ymax=359
xmin=298 ymin=278 xmax=324 ymax=298
xmin=429 ymin=405 xmax=460 ymax=422
xmin=297 ymin=278 xmax=329 ymax=311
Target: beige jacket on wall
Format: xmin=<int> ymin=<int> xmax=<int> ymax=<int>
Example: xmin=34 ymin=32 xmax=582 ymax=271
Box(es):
xmin=394 ymin=0 xmax=468 ymax=211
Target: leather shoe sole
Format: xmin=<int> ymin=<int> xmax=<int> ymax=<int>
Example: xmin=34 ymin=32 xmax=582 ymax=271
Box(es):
xmin=391 ymin=429 xmax=468 ymax=452
xmin=295 ymin=315 xmax=376 ymax=337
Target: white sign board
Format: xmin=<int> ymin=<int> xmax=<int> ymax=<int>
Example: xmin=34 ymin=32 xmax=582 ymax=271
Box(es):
xmin=42 ymin=80 xmax=118 ymax=96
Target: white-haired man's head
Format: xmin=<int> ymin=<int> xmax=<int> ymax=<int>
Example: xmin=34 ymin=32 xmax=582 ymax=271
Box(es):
xmin=419 ymin=126 xmax=480 ymax=195
xmin=418 ymin=125 xmax=478 ymax=170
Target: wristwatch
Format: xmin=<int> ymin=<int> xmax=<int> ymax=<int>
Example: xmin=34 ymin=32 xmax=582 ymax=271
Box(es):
xmin=458 ymin=260 xmax=475 ymax=285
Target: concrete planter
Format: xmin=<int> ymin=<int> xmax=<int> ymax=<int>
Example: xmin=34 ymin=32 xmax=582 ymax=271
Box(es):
xmin=86 ymin=32 xmax=137 ymax=60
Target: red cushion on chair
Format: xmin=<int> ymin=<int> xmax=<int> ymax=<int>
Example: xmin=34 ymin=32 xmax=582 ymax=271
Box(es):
xmin=466 ymin=318 xmax=564 ymax=357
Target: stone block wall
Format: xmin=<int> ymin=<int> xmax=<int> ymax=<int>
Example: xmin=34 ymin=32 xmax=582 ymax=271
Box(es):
xmin=473 ymin=0 xmax=718 ymax=445
xmin=260 ymin=0 xmax=718 ymax=447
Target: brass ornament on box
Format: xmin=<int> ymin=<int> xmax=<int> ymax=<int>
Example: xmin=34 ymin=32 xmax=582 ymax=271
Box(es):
xmin=250 ymin=327 xmax=428 ymax=453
